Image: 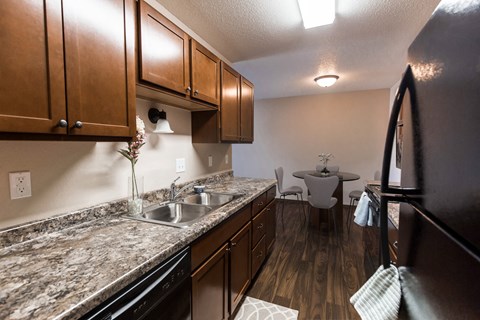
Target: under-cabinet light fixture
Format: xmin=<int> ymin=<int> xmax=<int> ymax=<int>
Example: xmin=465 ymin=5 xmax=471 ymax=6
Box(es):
xmin=314 ymin=75 xmax=339 ymax=87
xmin=148 ymin=108 xmax=174 ymax=134
xmin=297 ymin=0 xmax=336 ymax=29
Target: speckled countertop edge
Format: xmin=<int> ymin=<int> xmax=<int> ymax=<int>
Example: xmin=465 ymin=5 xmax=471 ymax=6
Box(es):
xmin=0 ymin=173 xmax=276 ymax=320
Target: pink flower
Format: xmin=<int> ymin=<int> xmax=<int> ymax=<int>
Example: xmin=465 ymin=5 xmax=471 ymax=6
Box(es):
xmin=118 ymin=116 xmax=147 ymax=165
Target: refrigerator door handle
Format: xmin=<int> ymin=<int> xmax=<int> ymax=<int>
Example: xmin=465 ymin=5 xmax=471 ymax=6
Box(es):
xmin=380 ymin=65 xmax=420 ymax=195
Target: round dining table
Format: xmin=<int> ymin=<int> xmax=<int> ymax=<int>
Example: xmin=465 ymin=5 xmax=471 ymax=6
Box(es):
xmin=292 ymin=170 xmax=360 ymax=181
xmin=292 ymin=170 xmax=360 ymax=228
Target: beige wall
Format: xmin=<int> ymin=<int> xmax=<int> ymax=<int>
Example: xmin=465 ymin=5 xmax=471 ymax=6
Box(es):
xmin=232 ymin=89 xmax=390 ymax=203
xmin=0 ymin=98 xmax=231 ymax=229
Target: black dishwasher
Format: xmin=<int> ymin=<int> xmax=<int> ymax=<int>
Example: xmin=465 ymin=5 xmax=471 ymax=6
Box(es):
xmin=81 ymin=247 xmax=191 ymax=320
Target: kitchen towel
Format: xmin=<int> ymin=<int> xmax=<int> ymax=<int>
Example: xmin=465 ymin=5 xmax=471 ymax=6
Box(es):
xmin=353 ymin=192 xmax=373 ymax=226
xmin=350 ymin=265 xmax=401 ymax=320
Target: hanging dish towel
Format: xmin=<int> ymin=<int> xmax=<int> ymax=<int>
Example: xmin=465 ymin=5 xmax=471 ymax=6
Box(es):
xmin=350 ymin=265 xmax=401 ymax=320
xmin=354 ymin=192 xmax=373 ymax=226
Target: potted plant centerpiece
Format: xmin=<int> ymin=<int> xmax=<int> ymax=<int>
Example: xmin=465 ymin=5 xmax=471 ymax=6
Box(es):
xmin=318 ymin=152 xmax=334 ymax=176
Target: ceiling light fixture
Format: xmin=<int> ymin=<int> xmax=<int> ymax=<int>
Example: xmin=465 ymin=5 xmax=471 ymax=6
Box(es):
xmin=314 ymin=75 xmax=339 ymax=87
xmin=148 ymin=108 xmax=174 ymax=134
xmin=297 ymin=0 xmax=336 ymax=29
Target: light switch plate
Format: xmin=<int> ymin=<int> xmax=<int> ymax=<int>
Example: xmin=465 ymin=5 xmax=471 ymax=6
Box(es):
xmin=225 ymin=154 xmax=229 ymax=164
xmin=176 ymin=158 xmax=186 ymax=173
xmin=208 ymin=155 xmax=213 ymax=167
xmin=9 ymin=171 xmax=32 ymax=199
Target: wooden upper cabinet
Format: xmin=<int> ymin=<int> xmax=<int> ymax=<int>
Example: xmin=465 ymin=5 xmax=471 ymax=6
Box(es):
xmin=240 ymin=77 xmax=254 ymax=143
xmin=137 ymin=1 xmax=220 ymax=108
xmin=0 ymin=0 xmax=135 ymax=138
xmin=191 ymin=65 xmax=255 ymax=144
xmin=138 ymin=0 xmax=190 ymax=96
xmin=220 ymin=63 xmax=241 ymax=142
xmin=0 ymin=0 xmax=67 ymax=134
xmin=63 ymin=0 xmax=136 ymax=137
xmin=190 ymin=40 xmax=221 ymax=105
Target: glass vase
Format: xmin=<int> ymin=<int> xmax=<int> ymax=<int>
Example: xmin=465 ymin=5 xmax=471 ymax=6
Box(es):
xmin=127 ymin=174 xmax=144 ymax=216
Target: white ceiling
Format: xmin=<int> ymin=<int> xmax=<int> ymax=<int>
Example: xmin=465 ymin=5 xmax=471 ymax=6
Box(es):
xmin=156 ymin=0 xmax=441 ymax=99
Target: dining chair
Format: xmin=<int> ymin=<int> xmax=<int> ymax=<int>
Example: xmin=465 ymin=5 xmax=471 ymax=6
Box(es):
xmin=274 ymin=167 xmax=307 ymax=229
xmin=315 ymin=165 xmax=340 ymax=174
xmin=304 ymin=174 xmax=340 ymax=240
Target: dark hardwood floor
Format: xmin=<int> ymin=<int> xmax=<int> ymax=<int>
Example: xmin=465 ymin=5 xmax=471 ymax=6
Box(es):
xmin=247 ymin=200 xmax=367 ymax=320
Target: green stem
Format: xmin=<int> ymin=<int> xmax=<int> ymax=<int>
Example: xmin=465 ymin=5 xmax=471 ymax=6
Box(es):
xmin=131 ymin=162 xmax=139 ymax=200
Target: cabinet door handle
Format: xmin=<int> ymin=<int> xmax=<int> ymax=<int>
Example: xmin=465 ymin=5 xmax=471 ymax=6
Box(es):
xmin=186 ymin=86 xmax=191 ymax=92
xmin=57 ymin=119 xmax=68 ymax=128
xmin=257 ymin=251 xmax=263 ymax=258
xmin=257 ymin=202 xmax=264 ymax=206
xmin=73 ymin=121 xmax=83 ymax=129
xmin=393 ymin=241 xmax=398 ymax=249
xmin=231 ymin=242 xmax=237 ymax=247
xmin=194 ymin=89 xmax=199 ymax=96
xmin=257 ymin=223 xmax=264 ymax=229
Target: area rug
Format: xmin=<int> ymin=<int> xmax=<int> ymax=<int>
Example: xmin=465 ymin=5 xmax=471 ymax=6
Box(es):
xmin=234 ymin=296 xmax=299 ymax=320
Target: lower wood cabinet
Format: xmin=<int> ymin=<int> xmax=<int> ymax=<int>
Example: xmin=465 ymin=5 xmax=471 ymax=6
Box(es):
xmin=229 ymin=222 xmax=252 ymax=312
xmin=191 ymin=186 xmax=276 ymax=319
xmin=251 ymin=235 xmax=266 ymax=278
xmin=265 ymin=201 xmax=277 ymax=254
xmin=192 ymin=243 xmax=229 ymax=320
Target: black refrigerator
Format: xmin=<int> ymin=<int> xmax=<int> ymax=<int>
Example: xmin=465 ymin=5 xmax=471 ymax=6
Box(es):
xmin=379 ymin=0 xmax=480 ymax=318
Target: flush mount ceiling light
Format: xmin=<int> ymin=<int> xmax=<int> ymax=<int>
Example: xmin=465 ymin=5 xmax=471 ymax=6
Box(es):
xmin=297 ymin=0 xmax=336 ymax=29
xmin=314 ymin=75 xmax=339 ymax=87
xmin=148 ymin=108 xmax=174 ymax=134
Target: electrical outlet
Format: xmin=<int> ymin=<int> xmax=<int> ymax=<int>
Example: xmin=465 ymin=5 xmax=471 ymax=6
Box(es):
xmin=225 ymin=154 xmax=229 ymax=164
xmin=176 ymin=158 xmax=186 ymax=173
xmin=9 ymin=171 xmax=32 ymax=200
xmin=208 ymin=155 xmax=213 ymax=167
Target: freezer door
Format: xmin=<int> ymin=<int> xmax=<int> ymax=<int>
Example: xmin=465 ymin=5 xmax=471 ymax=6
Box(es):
xmin=405 ymin=0 xmax=480 ymax=250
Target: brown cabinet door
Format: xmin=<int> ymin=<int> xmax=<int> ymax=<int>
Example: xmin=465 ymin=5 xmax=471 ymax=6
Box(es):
xmin=191 ymin=40 xmax=221 ymax=106
xmin=251 ymin=235 xmax=266 ymax=279
xmin=220 ymin=63 xmax=240 ymax=142
xmin=240 ymin=77 xmax=254 ymax=143
xmin=0 ymin=0 xmax=67 ymax=134
xmin=138 ymin=0 xmax=190 ymax=96
xmin=63 ymin=0 xmax=135 ymax=137
xmin=192 ymin=243 xmax=229 ymax=320
xmin=252 ymin=209 xmax=267 ymax=248
xmin=265 ymin=201 xmax=277 ymax=254
xmin=230 ymin=222 xmax=251 ymax=313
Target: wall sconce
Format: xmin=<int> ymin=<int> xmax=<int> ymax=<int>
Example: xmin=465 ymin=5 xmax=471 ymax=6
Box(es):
xmin=148 ymin=108 xmax=174 ymax=133
xmin=314 ymin=75 xmax=339 ymax=87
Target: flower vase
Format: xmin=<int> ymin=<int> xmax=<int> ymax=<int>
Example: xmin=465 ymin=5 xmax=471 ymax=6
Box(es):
xmin=320 ymin=165 xmax=330 ymax=177
xmin=127 ymin=174 xmax=144 ymax=216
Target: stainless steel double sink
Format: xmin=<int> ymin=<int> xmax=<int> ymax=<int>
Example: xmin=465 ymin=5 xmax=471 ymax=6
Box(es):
xmin=128 ymin=192 xmax=243 ymax=228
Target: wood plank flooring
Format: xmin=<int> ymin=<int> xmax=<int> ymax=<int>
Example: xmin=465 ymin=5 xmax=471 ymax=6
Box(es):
xmin=247 ymin=199 xmax=367 ymax=320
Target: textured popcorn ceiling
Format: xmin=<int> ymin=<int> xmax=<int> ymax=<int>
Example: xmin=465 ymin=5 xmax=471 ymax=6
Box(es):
xmin=156 ymin=0 xmax=441 ymax=99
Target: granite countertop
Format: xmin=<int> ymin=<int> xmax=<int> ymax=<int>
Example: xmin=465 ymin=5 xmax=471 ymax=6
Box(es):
xmin=388 ymin=202 xmax=400 ymax=228
xmin=0 ymin=176 xmax=276 ymax=320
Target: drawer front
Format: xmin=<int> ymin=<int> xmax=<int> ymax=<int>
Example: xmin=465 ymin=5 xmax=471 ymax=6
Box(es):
xmin=252 ymin=192 xmax=267 ymax=217
xmin=252 ymin=209 xmax=266 ymax=247
xmin=192 ymin=204 xmax=251 ymax=270
xmin=266 ymin=185 xmax=276 ymax=204
xmin=251 ymin=235 xmax=266 ymax=278
xmin=265 ymin=200 xmax=276 ymax=253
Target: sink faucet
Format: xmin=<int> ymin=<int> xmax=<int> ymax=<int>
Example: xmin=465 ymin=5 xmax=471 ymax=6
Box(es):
xmin=170 ymin=177 xmax=194 ymax=201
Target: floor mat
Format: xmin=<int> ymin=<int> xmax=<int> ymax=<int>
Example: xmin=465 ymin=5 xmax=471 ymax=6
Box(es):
xmin=234 ymin=296 xmax=299 ymax=320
